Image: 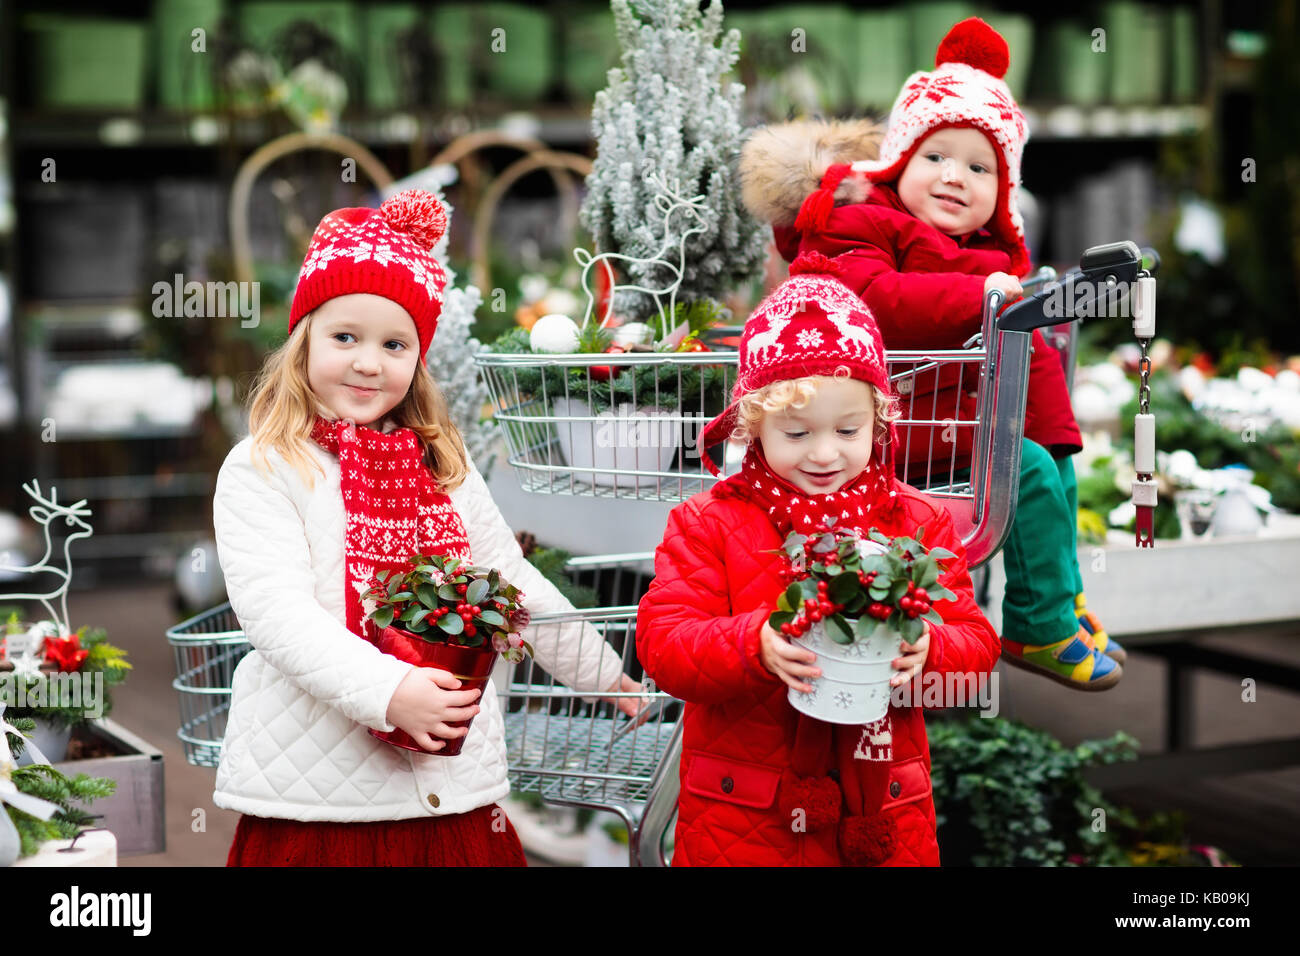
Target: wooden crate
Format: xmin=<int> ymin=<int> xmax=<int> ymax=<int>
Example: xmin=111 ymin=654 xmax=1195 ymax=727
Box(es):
xmin=53 ymin=719 xmax=165 ymax=857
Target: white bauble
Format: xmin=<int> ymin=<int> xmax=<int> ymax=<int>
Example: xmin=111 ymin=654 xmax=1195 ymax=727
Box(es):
xmin=612 ymin=322 xmax=655 ymax=347
xmin=529 ymin=314 xmax=581 ymax=353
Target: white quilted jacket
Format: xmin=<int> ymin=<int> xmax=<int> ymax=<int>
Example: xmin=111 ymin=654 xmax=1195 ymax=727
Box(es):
xmin=211 ymin=422 xmax=624 ymax=822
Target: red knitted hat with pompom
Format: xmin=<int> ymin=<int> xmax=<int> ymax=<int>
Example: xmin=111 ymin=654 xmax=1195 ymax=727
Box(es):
xmin=289 ymin=189 xmax=449 ymax=359
xmin=698 ymin=253 xmax=898 ymax=477
xmin=850 ymin=17 xmax=1031 ymax=276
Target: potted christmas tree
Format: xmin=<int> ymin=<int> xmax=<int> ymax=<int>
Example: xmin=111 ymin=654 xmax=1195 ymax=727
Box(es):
xmin=768 ymin=520 xmax=958 ymax=724
xmin=477 ymin=0 xmax=763 ymax=496
xmin=363 ymin=554 xmax=532 ymax=756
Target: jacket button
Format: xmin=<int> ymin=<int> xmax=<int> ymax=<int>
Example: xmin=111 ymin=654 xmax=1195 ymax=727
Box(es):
xmin=427 ymin=793 xmax=440 ymax=808
xmin=720 ymin=776 xmax=734 ymax=794
xmin=889 ymin=781 xmax=902 ymax=799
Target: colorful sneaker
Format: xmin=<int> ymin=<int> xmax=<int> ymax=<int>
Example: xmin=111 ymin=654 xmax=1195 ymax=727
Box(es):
xmin=1001 ymin=629 xmax=1123 ymax=691
xmin=1075 ymin=594 xmax=1126 ymax=664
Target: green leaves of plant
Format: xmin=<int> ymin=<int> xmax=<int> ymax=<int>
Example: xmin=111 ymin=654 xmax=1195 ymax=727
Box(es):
xmin=782 ymin=583 xmax=802 ymax=611
xmin=826 ymin=614 xmax=854 ymax=644
xmin=437 ymin=614 xmax=464 ymax=636
xmin=854 ymin=615 xmax=880 ymax=641
xmin=828 ymin=572 xmax=859 ymax=604
xmin=466 ymin=579 xmax=489 ymax=606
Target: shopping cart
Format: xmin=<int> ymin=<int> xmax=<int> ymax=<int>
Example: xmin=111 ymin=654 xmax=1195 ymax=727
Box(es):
xmin=498 ymin=552 xmax=678 ymax=867
xmin=165 ymin=552 xmax=680 ymax=866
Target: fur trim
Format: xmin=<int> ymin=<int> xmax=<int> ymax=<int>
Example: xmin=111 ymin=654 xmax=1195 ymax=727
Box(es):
xmin=839 ymin=815 xmax=897 ymax=866
xmin=739 ymin=119 xmax=884 ymax=226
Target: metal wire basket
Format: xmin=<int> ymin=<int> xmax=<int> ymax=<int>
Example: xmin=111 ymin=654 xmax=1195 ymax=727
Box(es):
xmin=165 ymin=603 xmax=247 ymax=769
xmin=474 ymin=350 xmax=738 ymax=502
xmin=165 ymin=553 xmax=680 ymax=865
xmin=477 ymin=272 xmax=1058 ymax=569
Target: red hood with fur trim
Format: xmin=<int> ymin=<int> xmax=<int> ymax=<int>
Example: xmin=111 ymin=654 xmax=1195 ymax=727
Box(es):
xmin=739 ymin=123 xmax=1081 ymax=461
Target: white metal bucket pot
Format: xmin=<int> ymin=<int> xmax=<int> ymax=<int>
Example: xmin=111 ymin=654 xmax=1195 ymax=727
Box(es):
xmin=787 ymin=619 xmax=900 ymax=725
xmin=552 ymin=398 xmax=682 ymax=491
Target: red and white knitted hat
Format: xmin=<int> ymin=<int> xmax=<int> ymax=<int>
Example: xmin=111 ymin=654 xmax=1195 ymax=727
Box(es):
xmin=700 ymin=253 xmax=897 ymax=474
xmin=289 ymin=189 xmax=449 ymax=360
xmin=851 ymin=17 xmax=1030 ymax=275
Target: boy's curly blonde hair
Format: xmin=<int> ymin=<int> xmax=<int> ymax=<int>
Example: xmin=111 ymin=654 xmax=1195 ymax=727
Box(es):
xmin=242 ymin=313 xmax=469 ymax=492
xmin=730 ymin=366 xmax=900 ymax=451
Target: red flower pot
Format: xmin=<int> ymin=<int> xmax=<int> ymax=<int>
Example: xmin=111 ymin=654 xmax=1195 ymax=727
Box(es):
xmin=369 ymin=625 xmax=497 ymax=756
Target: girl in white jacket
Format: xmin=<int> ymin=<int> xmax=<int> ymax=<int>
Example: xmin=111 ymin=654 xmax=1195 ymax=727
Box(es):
xmin=212 ymin=190 xmax=637 ymax=865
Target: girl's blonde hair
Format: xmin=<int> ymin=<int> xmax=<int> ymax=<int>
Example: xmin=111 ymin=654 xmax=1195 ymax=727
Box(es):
xmin=731 ymin=367 xmax=900 ymax=451
xmin=244 ymin=313 xmax=469 ymax=492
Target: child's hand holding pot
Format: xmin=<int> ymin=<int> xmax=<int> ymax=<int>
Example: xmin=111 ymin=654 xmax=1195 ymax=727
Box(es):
xmin=386 ymin=667 xmax=482 ymax=752
xmin=891 ymin=624 xmax=931 ymax=689
xmin=760 ymin=620 xmax=822 ymax=693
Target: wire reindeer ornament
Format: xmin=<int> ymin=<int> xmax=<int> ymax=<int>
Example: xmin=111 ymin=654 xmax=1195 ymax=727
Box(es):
xmin=0 ymin=480 xmax=95 ymax=642
xmin=574 ymin=171 xmax=709 ymax=342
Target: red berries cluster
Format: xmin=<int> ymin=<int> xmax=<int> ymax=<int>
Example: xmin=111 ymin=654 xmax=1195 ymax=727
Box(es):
xmin=900 ymin=583 xmax=931 ymax=619
xmin=453 ymin=601 xmax=481 ymax=636
xmin=779 ymin=581 xmax=845 ymax=639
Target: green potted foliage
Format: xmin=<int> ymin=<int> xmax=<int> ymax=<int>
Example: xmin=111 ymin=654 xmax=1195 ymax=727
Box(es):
xmin=362 ymin=554 xmax=532 ymax=756
xmin=768 ymin=519 xmax=957 ymax=725
xmin=2 ymin=615 xmax=132 ymax=761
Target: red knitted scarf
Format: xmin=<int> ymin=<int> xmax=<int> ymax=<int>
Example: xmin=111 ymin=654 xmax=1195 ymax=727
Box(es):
xmin=726 ymin=444 xmax=902 ymax=863
xmin=310 ymin=415 xmax=472 ymax=643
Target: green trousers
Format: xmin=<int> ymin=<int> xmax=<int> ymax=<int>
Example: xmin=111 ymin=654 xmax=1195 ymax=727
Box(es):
xmin=1001 ymin=439 xmax=1083 ymax=647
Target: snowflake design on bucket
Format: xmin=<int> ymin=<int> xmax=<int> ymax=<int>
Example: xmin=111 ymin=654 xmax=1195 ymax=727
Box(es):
xmin=842 ymin=638 xmax=875 ymax=659
xmin=834 ymin=690 xmax=853 ymax=709
xmin=796 ymin=328 xmax=823 ymax=349
xmin=797 ymin=681 xmax=820 ymax=706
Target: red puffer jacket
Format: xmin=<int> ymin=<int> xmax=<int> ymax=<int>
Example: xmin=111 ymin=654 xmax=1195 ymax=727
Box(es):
xmin=636 ymin=477 xmax=1001 ymax=866
xmin=773 ymin=185 xmax=1082 ymax=470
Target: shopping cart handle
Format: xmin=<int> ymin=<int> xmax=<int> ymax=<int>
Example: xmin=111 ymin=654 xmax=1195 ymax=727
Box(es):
xmin=998 ymin=241 xmax=1151 ymax=333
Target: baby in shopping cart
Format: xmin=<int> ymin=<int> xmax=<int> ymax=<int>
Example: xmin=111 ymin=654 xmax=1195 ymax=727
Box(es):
xmin=209 ymin=190 xmax=639 ymax=867
xmin=740 ymin=17 xmax=1124 ymax=690
xmin=637 ymin=259 xmax=1001 ymax=866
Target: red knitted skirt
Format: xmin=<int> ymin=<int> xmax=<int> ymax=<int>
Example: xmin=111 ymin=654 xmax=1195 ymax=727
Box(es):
xmin=226 ymin=803 xmax=527 ymax=867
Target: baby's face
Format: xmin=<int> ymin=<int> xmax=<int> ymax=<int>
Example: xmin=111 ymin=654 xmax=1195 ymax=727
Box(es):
xmin=306 ymin=293 xmax=420 ymax=428
xmin=758 ymin=377 xmax=877 ymax=496
xmin=896 ymin=127 xmax=999 ymax=238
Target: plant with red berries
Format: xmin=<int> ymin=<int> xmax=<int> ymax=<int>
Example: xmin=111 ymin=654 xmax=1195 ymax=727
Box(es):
xmin=363 ymin=554 xmax=534 ymax=663
xmin=767 ymin=518 xmax=958 ymax=645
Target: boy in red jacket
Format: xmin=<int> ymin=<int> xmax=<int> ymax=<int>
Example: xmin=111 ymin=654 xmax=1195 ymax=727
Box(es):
xmin=637 ymin=257 xmax=1001 ymax=866
xmin=742 ymin=17 xmax=1123 ymax=689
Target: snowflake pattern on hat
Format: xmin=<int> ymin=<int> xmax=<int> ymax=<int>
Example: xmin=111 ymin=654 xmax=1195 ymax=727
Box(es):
xmin=289 ymin=190 xmax=449 ymax=360
xmin=850 ymin=18 xmax=1031 ymax=275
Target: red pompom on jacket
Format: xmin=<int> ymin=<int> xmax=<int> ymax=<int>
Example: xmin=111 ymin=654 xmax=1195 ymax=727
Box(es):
xmin=773 ymin=184 xmax=1083 ymax=470
xmin=636 ymin=476 xmax=1001 ymax=866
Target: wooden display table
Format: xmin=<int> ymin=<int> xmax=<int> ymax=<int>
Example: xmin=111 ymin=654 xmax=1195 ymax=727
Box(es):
xmin=986 ymin=513 xmax=1300 ymax=787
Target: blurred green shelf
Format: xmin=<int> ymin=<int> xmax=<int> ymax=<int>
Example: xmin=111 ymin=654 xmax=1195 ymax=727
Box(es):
xmin=10 ymin=102 xmax=1205 ymax=152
